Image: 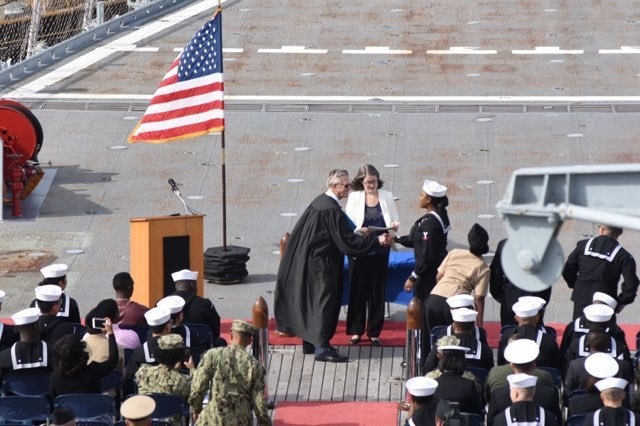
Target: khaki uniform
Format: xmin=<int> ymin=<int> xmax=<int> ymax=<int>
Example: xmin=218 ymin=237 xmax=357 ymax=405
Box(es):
xmin=189 ymin=345 xmax=271 ymax=426
xmin=430 ymin=249 xmax=490 ymax=298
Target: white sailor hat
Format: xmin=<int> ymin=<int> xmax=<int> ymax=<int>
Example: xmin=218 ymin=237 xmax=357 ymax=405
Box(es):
xmin=518 ymin=296 xmax=547 ymax=307
xmin=405 ymin=376 xmax=438 ymax=397
xmin=584 ymin=352 xmax=619 ymax=379
xmin=11 ymin=307 xmax=41 ymax=325
xmin=512 ymin=300 xmax=542 ymax=318
xmin=592 ymin=292 xmax=618 ymax=310
xmin=156 ymin=295 xmax=185 ymax=314
xmin=40 ymin=263 xmax=68 ymax=278
xmin=144 ymin=306 xmax=171 ymax=326
xmin=504 ymin=339 xmax=540 ymax=364
xmin=595 ymin=377 xmax=628 ymax=392
xmin=437 ymin=345 xmax=470 ymax=353
xmin=0 ymin=290 xmax=6 ymax=304
xmin=451 ymin=307 xmax=478 ymax=323
xmin=446 ymin=294 xmax=475 ymax=309
xmin=583 ymin=304 xmax=614 ymax=323
xmin=171 ymin=269 xmax=197 ymax=282
xmin=35 ymin=285 xmax=62 ymax=302
xmin=422 ymin=180 xmax=447 ymax=198
xmin=507 ymin=373 xmax=538 ymax=389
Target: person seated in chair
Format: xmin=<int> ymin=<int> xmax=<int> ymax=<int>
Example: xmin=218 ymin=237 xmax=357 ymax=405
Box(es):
xmin=404 ymin=376 xmax=439 ymax=426
xmin=31 ymin=264 xmax=80 ymax=323
xmin=560 ymin=292 xmax=623 ymax=358
xmin=487 ymin=341 xmax=561 ymax=425
xmin=429 ymin=294 xmax=489 ymax=344
xmin=0 ymin=290 xmax=17 ymax=351
xmin=564 ymin=335 xmax=633 ymax=403
xmin=565 ymin=304 xmax=631 ymax=371
xmin=426 ymin=336 xmax=483 ymax=415
xmin=35 ymin=285 xmax=74 ymax=348
xmin=0 ymin=308 xmax=52 ymax=380
xmin=586 ymin=377 xmax=637 ymax=425
xmin=491 ymin=374 xmax=559 ymax=426
xmin=49 ymin=319 xmax=118 ymax=400
xmin=485 ymin=336 xmax=554 ymax=403
xmin=497 ymin=300 xmax=561 ymax=372
xmin=423 ymin=308 xmax=493 ymax=374
xmin=123 ymin=306 xmax=172 ymax=396
xmin=567 ymin=350 xmax=623 ymax=418
xmin=113 ymin=272 xmax=149 ymax=328
xmin=170 ymin=269 xmax=226 ymax=348
xmin=120 ymin=394 xmax=155 ymax=426
xmin=156 ymin=295 xmax=202 ymax=352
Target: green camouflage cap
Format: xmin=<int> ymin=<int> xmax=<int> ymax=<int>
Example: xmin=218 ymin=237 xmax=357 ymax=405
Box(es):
xmin=436 ymin=335 xmax=461 ymax=348
xmin=231 ymin=319 xmax=256 ymax=334
xmin=157 ymin=333 xmax=184 ymax=350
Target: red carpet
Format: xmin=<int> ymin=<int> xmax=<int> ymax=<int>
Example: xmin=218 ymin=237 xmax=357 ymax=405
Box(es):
xmin=272 ymin=401 xmax=397 ymax=425
xmin=221 ymin=319 xmax=640 ymax=349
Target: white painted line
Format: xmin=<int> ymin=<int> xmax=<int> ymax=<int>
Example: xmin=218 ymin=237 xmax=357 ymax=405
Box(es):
xmin=104 ymin=45 xmax=159 ymax=52
xmin=5 ymin=0 xmax=222 ymax=97
xmin=342 ymin=46 xmax=412 ymax=55
xmin=173 ymin=47 xmax=244 ymax=53
xmin=257 ymin=46 xmax=327 ymax=54
xmin=512 ymin=46 xmax=583 ymax=54
xmin=599 ymin=46 xmax=640 ymax=54
xmin=427 ymin=46 xmax=497 ymax=54
xmin=11 ymin=93 xmax=640 ymax=103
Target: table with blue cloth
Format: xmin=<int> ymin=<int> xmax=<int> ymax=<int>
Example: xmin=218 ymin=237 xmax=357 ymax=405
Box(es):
xmin=342 ymin=250 xmax=416 ymax=306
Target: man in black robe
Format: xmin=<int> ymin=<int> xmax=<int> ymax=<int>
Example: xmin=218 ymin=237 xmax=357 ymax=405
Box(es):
xmin=275 ymin=169 xmax=390 ymax=363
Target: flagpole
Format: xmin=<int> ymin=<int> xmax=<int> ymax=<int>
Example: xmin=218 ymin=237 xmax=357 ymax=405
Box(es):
xmin=221 ymin=128 xmax=227 ymax=251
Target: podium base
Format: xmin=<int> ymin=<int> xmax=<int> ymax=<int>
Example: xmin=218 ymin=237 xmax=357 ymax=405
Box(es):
xmin=204 ymin=245 xmax=250 ymax=284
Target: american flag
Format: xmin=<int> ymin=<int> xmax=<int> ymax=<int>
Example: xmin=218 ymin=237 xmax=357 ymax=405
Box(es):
xmin=128 ymin=10 xmax=224 ymax=143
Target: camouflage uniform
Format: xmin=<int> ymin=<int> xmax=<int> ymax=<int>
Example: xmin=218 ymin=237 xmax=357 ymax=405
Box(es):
xmin=426 ymin=335 xmax=481 ymax=393
xmin=189 ymin=345 xmax=271 ymax=425
xmin=135 ymin=363 xmax=192 ymax=400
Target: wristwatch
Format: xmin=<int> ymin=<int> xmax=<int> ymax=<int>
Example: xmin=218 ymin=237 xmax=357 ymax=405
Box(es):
xmin=408 ymin=272 xmax=418 ymax=283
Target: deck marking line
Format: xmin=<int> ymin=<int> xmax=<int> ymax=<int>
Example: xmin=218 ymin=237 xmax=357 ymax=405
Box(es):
xmin=427 ymin=46 xmax=497 ymax=54
xmin=512 ymin=46 xmax=583 ymax=54
xmin=257 ymin=46 xmax=327 ymax=54
xmin=342 ymin=46 xmax=412 ymax=54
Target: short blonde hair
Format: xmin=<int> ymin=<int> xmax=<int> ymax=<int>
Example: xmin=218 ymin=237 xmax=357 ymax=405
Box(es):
xmin=326 ymin=169 xmax=349 ymax=188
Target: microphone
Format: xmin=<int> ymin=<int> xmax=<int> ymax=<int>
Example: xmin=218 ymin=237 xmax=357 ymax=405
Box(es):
xmin=168 ymin=178 xmax=180 ymax=195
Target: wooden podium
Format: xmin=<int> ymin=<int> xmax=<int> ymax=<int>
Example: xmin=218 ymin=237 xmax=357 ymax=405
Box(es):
xmin=129 ymin=214 xmax=204 ymax=308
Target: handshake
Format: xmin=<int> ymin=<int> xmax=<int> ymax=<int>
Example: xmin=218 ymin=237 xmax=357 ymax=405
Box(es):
xmin=377 ymin=233 xmax=394 ymax=247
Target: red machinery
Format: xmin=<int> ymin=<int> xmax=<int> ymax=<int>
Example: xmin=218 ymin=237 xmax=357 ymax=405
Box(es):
xmin=1 ymin=100 xmax=44 ymax=217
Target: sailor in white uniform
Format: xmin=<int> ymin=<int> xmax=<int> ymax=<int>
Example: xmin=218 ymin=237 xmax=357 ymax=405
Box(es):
xmin=492 ymin=373 xmax=559 ymax=426
xmin=587 ymin=377 xmax=637 ymax=425
xmin=0 ymin=308 xmax=51 ymax=379
xmin=29 ymin=264 xmax=81 ymax=323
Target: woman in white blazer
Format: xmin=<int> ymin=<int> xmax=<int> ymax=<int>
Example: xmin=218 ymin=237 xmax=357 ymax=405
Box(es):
xmin=345 ymin=164 xmax=400 ymax=345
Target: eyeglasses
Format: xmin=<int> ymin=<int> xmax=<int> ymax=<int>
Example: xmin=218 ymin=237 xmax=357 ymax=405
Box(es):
xmin=335 ymin=182 xmax=351 ymax=188
xmin=363 ymin=179 xmax=378 ymax=185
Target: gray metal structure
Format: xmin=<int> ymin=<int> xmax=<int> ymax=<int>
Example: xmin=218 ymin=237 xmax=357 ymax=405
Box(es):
xmin=497 ymin=164 xmax=640 ymax=291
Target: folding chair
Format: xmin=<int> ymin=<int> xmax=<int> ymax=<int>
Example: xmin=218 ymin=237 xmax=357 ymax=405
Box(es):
xmin=566 ymin=414 xmax=587 ymax=426
xmin=429 ymin=325 xmax=448 ymax=347
xmin=100 ymin=370 xmax=123 ymax=394
xmin=0 ymin=396 xmax=51 ymax=424
xmin=54 ymin=394 xmax=116 ymax=423
xmin=460 ymin=412 xmax=484 ymax=426
xmin=2 ymin=370 xmax=51 ymax=397
xmin=145 ymin=394 xmax=189 ymax=426
xmin=465 ymin=367 xmax=489 ymax=389
xmin=538 ymin=366 xmax=563 ymax=390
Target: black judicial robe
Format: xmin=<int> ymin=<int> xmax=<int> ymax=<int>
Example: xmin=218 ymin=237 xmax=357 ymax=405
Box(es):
xmin=274 ymin=193 xmax=376 ymax=348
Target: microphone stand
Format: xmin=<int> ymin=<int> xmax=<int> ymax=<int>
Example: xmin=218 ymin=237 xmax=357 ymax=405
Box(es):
xmin=168 ymin=179 xmax=198 ymax=215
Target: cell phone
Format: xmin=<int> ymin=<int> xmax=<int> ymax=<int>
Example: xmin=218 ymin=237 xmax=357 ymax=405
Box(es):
xmin=92 ymin=318 xmax=107 ymax=329
xmin=183 ymin=347 xmax=191 ymax=362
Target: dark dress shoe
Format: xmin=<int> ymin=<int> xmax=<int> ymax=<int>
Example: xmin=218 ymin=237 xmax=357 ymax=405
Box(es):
xmin=315 ymin=352 xmax=349 ymax=363
xmin=369 ymin=337 xmax=382 ymax=346
xmin=302 ymin=341 xmax=315 ymax=355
